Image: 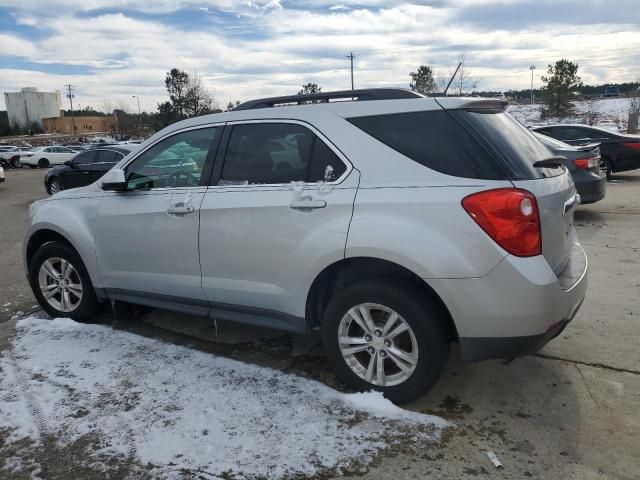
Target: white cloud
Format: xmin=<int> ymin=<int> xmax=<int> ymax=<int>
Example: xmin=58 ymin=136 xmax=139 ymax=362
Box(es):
xmin=0 ymin=2 xmax=638 ymax=111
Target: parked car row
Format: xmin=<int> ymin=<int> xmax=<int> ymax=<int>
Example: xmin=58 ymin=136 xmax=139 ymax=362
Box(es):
xmin=531 ymin=124 xmax=640 ymax=179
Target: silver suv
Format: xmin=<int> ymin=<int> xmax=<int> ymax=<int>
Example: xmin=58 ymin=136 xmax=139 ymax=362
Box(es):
xmin=24 ymin=89 xmax=588 ymax=403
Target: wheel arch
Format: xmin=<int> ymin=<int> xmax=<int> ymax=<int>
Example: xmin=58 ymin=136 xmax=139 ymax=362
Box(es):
xmin=26 ymin=228 xmax=79 ymax=271
xmin=305 ymin=256 xmax=459 ymax=341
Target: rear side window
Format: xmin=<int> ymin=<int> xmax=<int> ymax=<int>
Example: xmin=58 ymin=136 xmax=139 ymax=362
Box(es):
xmin=220 ymin=123 xmax=347 ymax=185
xmin=347 ymin=110 xmax=506 ymax=180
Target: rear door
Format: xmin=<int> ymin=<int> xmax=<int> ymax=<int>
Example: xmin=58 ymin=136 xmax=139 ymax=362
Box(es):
xmin=198 ymin=121 xmax=358 ymax=327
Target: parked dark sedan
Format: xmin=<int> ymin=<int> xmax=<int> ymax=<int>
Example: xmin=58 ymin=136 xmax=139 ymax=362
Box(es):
xmin=44 ymin=145 xmax=136 ymax=194
xmin=534 ymin=133 xmax=606 ymax=204
xmin=531 ymin=124 xmax=640 ymax=178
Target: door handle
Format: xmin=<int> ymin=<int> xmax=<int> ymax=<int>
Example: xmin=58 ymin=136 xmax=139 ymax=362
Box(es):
xmin=290 ymin=197 xmax=327 ymax=210
xmin=167 ymin=205 xmax=195 ymax=215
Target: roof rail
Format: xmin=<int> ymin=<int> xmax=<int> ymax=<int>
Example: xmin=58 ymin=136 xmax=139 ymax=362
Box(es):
xmin=234 ymin=88 xmax=424 ymax=111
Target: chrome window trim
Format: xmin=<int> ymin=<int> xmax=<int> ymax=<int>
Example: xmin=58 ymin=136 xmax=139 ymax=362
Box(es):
xmin=212 ymin=118 xmax=353 ymax=189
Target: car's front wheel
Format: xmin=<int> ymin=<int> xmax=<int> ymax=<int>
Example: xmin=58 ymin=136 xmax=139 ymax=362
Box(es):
xmin=38 ymin=158 xmax=50 ymax=168
xmin=48 ymin=178 xmax=62 ymax=195
xmin=322 ymin=281 xmax=449 ymax=404
xmin=29 ymin=241 xmax=100 ymax=322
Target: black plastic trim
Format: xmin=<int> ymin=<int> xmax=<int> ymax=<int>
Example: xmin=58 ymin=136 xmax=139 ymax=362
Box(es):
xmin=103 ymin=288 xmax=307 ymax=333
xmin=459 ymin=305 xmax=581 ymax=363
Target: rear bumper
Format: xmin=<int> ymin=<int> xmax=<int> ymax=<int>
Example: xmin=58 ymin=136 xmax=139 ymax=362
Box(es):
xmin=459 ymin=300 xmax=582 ymax=362
xmin=575 ymin=172 xmax=606 ymax=204
xmin=429 ymin=241 xmax=588 ymax=362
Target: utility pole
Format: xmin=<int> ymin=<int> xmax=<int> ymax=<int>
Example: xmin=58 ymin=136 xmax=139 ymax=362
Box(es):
xmin=346 ymin=52 xmax=355 ymax=91
xmin=65 ymin=84 xmax=76 ymax=135
xmin=529 ymin=65 xmax=536 ymax=104
xmin=132 ymin=95 xmax=142 ymax=132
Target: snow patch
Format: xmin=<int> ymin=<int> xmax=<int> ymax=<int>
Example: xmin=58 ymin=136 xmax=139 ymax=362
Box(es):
xmin=0 ymin=316 xmax=450 ymax=478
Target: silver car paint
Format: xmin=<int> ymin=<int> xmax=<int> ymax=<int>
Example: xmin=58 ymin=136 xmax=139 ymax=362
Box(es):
xmin=24 ymin=96 xmax=588 ymax=346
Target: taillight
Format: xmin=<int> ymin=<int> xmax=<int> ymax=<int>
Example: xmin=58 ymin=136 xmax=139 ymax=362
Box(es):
xmin=623 ymin=142 xmax=640 ymax=151
xmin=573 ymin=157 xmax=597 ymax=169
xmin=462 ymin=188 xmax=542 ymax=257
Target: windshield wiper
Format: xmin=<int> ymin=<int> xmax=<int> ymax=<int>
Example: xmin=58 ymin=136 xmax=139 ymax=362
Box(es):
xmin=533 ymin=156 xmax=566 ymax=168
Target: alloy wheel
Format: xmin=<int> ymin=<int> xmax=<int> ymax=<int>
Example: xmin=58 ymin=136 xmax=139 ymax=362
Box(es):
xmin=37 ymin=257 xmax=83 ymax=312
xmin=49 ymin=179 xmax=61 ymax=194
xmin=338 ymin=303 xmax=419 ymax=387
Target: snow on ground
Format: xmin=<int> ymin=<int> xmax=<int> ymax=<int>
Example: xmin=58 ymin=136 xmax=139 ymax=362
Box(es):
xmin=0 ymin=316 xmax=450 ymax=479
xmin=507 ymin=97 xmax=635 ymax=131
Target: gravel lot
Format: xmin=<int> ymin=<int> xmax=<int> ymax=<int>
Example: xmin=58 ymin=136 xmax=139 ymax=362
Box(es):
xmin=0 ymin=167 xmax=639 ymax=479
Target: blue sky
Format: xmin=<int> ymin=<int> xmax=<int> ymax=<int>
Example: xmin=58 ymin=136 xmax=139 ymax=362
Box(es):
xmin=0 ymin=0 xmax=638 ymax=112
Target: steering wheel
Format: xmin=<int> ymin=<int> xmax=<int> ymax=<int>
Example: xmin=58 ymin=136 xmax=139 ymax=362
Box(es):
xmin=167 ymin=170 xmax=198 ymax=188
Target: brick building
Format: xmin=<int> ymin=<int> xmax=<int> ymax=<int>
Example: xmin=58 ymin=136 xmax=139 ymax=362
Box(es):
xmin=42 ymin=115 xmax=118 ymax=134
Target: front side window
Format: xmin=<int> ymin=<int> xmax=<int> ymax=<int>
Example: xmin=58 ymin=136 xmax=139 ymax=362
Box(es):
xmin=126 ymin=127 xmax=219 ymax=190
xmin=220 ymin=123 xmax=346 ymax=185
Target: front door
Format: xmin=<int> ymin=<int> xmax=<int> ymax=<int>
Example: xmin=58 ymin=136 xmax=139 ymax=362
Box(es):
xmin=95 ymin=126 xmax=222 ymax=308
xmin=199 ymin=121 xmax=358 ymax=328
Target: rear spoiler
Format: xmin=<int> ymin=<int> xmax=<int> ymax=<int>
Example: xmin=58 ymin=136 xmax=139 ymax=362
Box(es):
xmin=435 ymin=98 xmax=509 ymax=113
xmin=575 ymin=142 xmax=601 ymax=151
xmin=459 ymin=99 xmax=509 ymax=112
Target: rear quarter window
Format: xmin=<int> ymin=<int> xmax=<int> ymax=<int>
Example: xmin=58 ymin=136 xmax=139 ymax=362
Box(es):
xmin=347 ymin=110 xmax=507 ymax=180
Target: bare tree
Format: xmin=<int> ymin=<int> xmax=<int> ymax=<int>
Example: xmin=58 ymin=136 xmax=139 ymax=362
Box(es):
xmin=451 ymin=54 xmax=481 ymax=96
xmin=185 ymin=72 xmax=216 ymax=117
xmin=100 ymin=98 xmax=114 ymax=114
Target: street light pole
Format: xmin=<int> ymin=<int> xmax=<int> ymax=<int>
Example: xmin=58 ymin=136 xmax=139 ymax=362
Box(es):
xmin=132 ymin=95 xmax=142 ymax=132
xmin=529 ymin=65 xmax=536 ymax=104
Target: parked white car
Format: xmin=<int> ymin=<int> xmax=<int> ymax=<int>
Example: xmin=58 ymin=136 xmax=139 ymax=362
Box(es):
xmin=20 ymin=146 xmax=77 ymax=168
xmin=0 ymin=165 xmax=5 ymax=184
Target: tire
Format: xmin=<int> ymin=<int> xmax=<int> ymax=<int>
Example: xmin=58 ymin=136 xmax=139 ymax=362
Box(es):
xmin=48 ymin=178 xmax=62 ymax=195
xmin=29 ymin=241 xmax=101 ymax=322
xmin=38 ymin=158 xmax=50 ymax=168
xmin=13 ymin=159 xmax=22 ymax=168
xmin=321 ymin=280 xmax=449 ymax=404
xmin=600 ymin=156 xmax=612 ymax=180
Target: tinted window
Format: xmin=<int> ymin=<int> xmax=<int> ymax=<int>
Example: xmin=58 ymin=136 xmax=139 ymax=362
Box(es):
xmin=552 ymin=127 xmax=591 ymax=141
xmin=73 ymin=151 xmax=97 ymax=164
xmin=457 ymin=111 xmax=562 ymax=179
xmin=220 ymin=123 xmax=346 ymax=185
xmin=309 ymin=139 xmax=346 ymax=182
xmin=96 ymin=150 xmax=119 ymax=163
xmin=348 ymin=110 xmax=506 ymax=180
xmin=126 ymin=127 xmax=219 ymax=190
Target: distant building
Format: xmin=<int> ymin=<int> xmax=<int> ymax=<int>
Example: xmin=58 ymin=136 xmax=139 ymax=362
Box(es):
xmin=4 ymin=87 xmax=62 ymax=129
xmin=42 ymin=115 xmax=118 ymax=135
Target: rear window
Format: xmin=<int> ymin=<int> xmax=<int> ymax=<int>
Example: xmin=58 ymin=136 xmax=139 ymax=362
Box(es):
xmin=347 ymin=110 xmax=506 ymax=180
xmin=454 ymin=111 xmax=562 ymax=179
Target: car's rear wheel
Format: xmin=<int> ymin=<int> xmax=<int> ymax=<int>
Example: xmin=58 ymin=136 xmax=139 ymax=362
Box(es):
xmin=38 ymin=158 xmax=50 ymax=168
xmin=29 ymin=241 xmax=100 ymax=322
xmin=48 ymin=178 xmax=62 ymax=195
xmin=322 ymin=280 xmax=449 ymax=404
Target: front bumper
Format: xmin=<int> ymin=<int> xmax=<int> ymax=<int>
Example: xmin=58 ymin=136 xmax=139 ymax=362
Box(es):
xmin=429 ymin=241 xmax=588 ymax=362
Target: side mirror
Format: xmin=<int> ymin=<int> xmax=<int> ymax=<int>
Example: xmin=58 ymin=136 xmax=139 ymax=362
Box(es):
xmin=100 ymin=168 xmax=127 ymax=191
xmin=64 ymin=160 xmax=73 ymax=167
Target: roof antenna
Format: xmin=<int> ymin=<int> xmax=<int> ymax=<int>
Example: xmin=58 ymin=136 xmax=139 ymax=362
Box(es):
xmin=443 ymin=62 xmax=463 ymax=96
